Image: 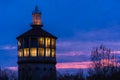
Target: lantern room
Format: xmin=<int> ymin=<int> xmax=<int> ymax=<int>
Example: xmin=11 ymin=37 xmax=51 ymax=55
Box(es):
xmin=31 ymin=6 xmax=42 ymax=27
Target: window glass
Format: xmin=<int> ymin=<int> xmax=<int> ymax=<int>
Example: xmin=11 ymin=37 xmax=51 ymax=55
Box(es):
xmin=39 ymin=37 xmax=44 ymax=46
xmin=46 ymin=48 xmax=50 ymax=57
xmin=46 ymin=37 xmax=50 ymax=47
xmin=18 ymin=49 xmax=23 ymax=57
xmin=52 ymin=49 xmax=55 ymax=57
xmin=30 ymin=48 xmax=37 ymax=57
xmin=32 ymin=14 xmax=41 ymax=25
xmin=38 ymin=48 xmax=44 ymax=56
xmin=52 ymin=38 xmax=55 ymax=47
xmin=24 ymin=48 xmax=29 ymax=56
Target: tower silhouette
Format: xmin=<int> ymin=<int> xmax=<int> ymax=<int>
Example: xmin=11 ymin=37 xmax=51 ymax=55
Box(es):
xmin=16 ymin=6 xmax=57 ymax=80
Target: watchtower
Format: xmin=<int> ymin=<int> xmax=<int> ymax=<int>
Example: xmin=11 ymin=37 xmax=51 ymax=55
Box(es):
xmin=16 ymin=6 xmax=57 ymax=80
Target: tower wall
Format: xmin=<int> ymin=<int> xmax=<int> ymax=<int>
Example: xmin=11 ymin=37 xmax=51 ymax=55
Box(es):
xmin=18 ymin=63 xmax=57 ymax=80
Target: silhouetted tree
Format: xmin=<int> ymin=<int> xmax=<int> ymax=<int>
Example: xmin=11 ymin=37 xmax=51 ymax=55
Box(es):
xmin=0 ymin=67 xmax=17 ymax=80
xmin=0 ymin=68 xmax=9 ymax=80
xmin=74 ymin=69 xmax=85 ymax=80
xmin=57 ymin=69 xmax=85 ymax=80
xmin=88 ymin=45 xmax=118 ymax=80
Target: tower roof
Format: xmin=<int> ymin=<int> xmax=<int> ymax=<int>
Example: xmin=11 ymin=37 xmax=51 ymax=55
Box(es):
xmin=16 ymin=28 xmax=57 ymax=39
xmin=32 ymin=5 xmax=41 ymax=14
xmin=17 ymin=6 xmax=57 ymax=39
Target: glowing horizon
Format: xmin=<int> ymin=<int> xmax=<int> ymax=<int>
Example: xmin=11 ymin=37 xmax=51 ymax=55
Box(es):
xmin=5 ymin=61 xmax=91 ymax=71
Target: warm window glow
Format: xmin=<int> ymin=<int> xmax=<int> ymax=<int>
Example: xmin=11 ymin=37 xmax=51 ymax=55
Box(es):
xmin=24 ymin=48 xmax=29 ymax=56
xmin=52 ymin=49 xmax=55 ymax=57
xmin=46 ymin=48 xmax=50 ymax=57
xmin=39 ymin=37 xmax=44 ymax=46
xmin=52 ymin=38 xmax=55 ymax=47
xmin=46 ymin=37 xmax=50 ymax=47
xmin=18 ymin=49 xmax=23 ymax=57
xmin=30 ymin=48 xmax=37 ymax=57
xmin=38 ymin=48 xmax=44 ymax=56
xmin=32 ymin=14 xmax=41 ymax=25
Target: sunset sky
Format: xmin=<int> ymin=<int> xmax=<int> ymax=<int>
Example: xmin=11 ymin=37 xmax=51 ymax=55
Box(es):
xmin=0 ymin=0 xmax=120 ymax=71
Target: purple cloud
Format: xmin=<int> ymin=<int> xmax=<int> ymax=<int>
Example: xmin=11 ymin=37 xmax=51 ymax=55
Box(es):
xmin=0 ymin=45 xmax=17 ymax=50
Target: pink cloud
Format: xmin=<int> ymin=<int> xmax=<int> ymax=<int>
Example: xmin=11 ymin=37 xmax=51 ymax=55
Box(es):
xmin=56 ymin=62 xmax=91 ymax=69
xmin=6 ymin=66 xmax=18 ymax=71
xmin=6 ymin=61 xmax=92 ymax=71
xmin=111 ymin=50 xmax=120 ymax=54
xmin=7 ymin=59 xmax=117 ymax=71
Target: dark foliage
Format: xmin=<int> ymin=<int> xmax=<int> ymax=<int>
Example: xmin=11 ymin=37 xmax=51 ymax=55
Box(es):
xmin=87 ymin=45 xmax=120 ymax=80
xmin=0 ymin=67 xmax=17 ymax=80
xmin=57 ymin=69 xmax=85 ymax=80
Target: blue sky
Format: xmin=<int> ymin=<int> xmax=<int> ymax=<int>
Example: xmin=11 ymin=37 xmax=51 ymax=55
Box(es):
xmin=0 ymin=0 xmax=120 ymax=69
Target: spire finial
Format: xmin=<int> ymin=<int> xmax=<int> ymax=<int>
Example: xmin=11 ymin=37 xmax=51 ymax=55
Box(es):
xmin=32 ymin=5 xmax=41 ymax=14
xmin=35 ymin=5 xmax=39 ymax=11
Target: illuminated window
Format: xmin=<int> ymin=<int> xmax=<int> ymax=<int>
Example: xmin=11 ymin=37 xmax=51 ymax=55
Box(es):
xmin=32 ymin=14 xmax=41 ymax=25
xmin=24 ymin=48 xmax=29 ymax=56
xmin=52 ymin=38 xmax=55 ymax=47
xmin=52 ymin=49 xmax=55 ymax=57
xmin=30 ymin=48 xmax=37 ymax=57
xmin=18 ymin=49 xmax=23 ymax=57
xmin=39 ymin=37 xmax=44 ymax=46
xmin=46 ymin=48 xmax=50 ymax=57
xmin=38 ymin=48 xmax=44 ymax=56
xmin=46 ymin=37 xmax=50 ymax=47
xmin=36 ymin=18 xmax=40 ymax=25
